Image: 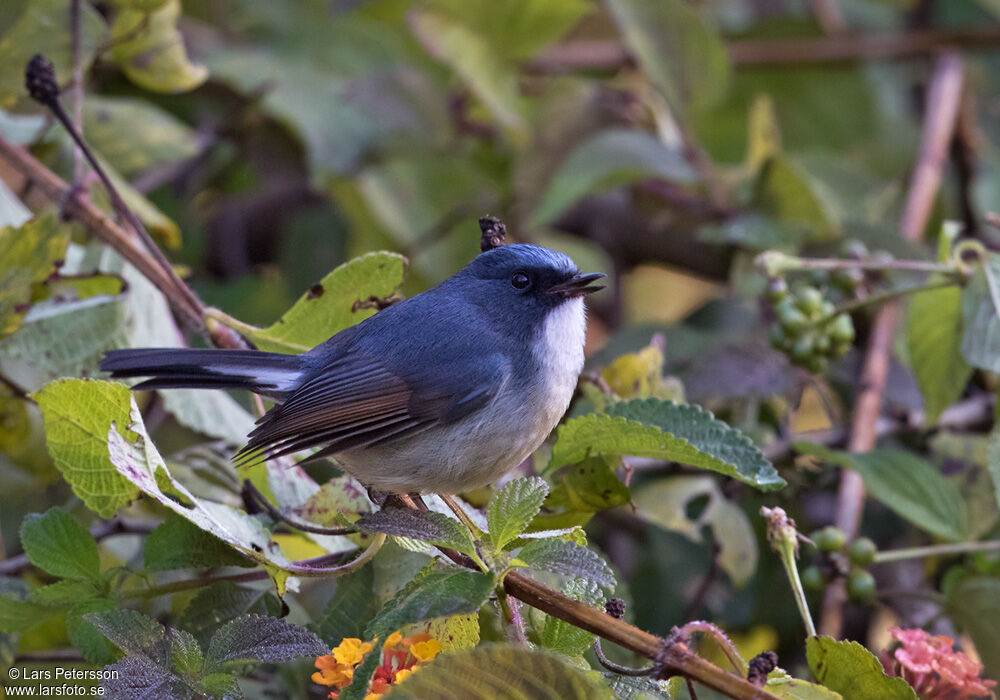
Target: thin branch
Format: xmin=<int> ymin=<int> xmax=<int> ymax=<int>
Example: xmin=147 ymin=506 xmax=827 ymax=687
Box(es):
xmin=819 ymin=51 xmax=965 ymax=638
xmin=69 ymin=0 xmax=84 ymax=184
xmin=0 ymin=517 xmax=155 ymax=576
xmin=242 ymin=480 xmax=357 ymax=536
xmin=873 ymin=540 xmax=1000 ymax=563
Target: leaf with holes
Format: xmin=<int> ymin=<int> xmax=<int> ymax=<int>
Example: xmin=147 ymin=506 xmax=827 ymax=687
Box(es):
xmin=487 ymin=477 xmax=549 ymax=551
xmin=549 ymin=399 xmax=784 ymax=491
xmin=247 ymin=252 xmax=407 ymax=354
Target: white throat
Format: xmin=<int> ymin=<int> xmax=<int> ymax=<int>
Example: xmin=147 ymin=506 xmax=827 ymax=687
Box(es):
xmin=534 ymin=297 xmax=587 ymax=396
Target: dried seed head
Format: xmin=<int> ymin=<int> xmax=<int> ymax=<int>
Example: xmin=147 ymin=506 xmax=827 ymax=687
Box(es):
xmin=479 ymin=215 xmax=507 ymax=252
xmin=25 ymin=54 xmax=59 ymax=105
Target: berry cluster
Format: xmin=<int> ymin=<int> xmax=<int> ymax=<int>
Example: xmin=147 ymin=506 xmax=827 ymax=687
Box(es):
xmin=767 ymin=282 xmax=855 ymax=373
xmin=801 ymin=526 xmax=877 ymax=603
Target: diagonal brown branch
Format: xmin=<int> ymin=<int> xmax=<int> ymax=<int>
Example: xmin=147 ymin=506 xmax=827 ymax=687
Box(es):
xmin=818 ymin=51 xmax=966 ymax=637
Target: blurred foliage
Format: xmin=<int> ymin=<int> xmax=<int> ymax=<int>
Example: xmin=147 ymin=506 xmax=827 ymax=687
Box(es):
xmin=3 ymin=0 xmax=1000 ymax=698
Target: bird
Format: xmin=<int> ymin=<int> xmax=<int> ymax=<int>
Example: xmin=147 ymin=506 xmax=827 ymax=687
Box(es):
xmin=100 ymin=243 xmax=605 ymax=494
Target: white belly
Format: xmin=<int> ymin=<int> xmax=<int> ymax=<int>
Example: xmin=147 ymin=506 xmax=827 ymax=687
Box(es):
xmin=338 ymin=299 xmax=588 ymax=493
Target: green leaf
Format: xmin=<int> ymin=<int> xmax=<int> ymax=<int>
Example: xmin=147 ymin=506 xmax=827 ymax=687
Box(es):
xmin=908 ymin=284 xmax=971 ymax=424
xmin=0 ymin=0 xmax=106 ymax=108
xmin=246 ymin=252 xmax=407 ymax=354
xmin=515 ymin=539 xmax=616 ymax=590
xmin=848 ymin=450 xmax=967 ymax=542
xmin=168 ymin=629 xmax=203 ymax=677
xmin=109 ymin=0 xmax=208 ymax=93
xmin=0 ymin=215 xmax=70 ymax=338
xmin=101 ymin=655 xmax=190 ymax=699
xmin=487 ymin=477 xmax=549 ymax=551
xmin=945 ymin=576 xmax=1000 ymax=682
xmin=312 ymin=565 xmax=378 ymax=646
xmin=382 ymin=644 xmax=614 ymax=699
xmin=103 ymin=397 xmax=294 ymax=578
xmin=0 ymin=594 xmax=51 ymax=634
xmin=19 ymin=507 xmax=100 ymax=581
xmin=199 ymin=673 xmax=241 ymax=698
xmin=754 ymin=156 xmax=838 ymax=242
xmin=633 ymin=476 xmax=758 ymax=587
xmin=806 ymin=636 xmax=917 ymax=700
xmin=961 ymin=254 xmax=1000 ymax=373
xmin=605 ymin=0 xmax=729 ymax=116
xmin=766 ymin=669 xmax=843 ymax=700
xmin=66 ymin=599 xmax=118 ymax=666
xmin=144 ymin=515 xmax=255 ymax=571
xmin=84 ymin=96 xmax=199 ymax=177
xmin=549 ymin=399 xmax=785 ymax=491
xmin=355 ymin=509 xmax=478 ymax=559
xmin=366 ymin=565 xmax=495 ymax=640
xmin=32 ymin=379 xmax=140 ymax=518
xmin=86 ymin=609 xmax=169 ymax=664
xmin=29 ymin=579 xmax=101 ymax=606
xmin=409 ymin=10 xmax=527 ymax=134
xmin=544 ymin=457 xmax=631 ymax=517
xmin=539 ymin=578 xmax=603 ymax=657
xmin=204 ymin=614 xmax=327 ymax=669
xmin=179 ymin=582 xmax=279 ymax=646
xmin=531 ymin=128 xmax=695 ymax=226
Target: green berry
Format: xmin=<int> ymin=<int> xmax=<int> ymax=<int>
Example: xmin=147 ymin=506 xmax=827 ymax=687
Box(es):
xmin=846 ymin=569 xmax=876 ymax=602
xmin=831 ymin=268 xmax=863 ymax=293
xmin=847 ymin=538 xmax=877 ymax=567
xmin=814 ymin=334 xmax=831 ymax=355
xmin=795 ymin=287 xmax=825 ymax=317
xmin=820 ymin=301 xmax=835 ymax=319
xmin=842 ymin=240 xmax=869 ymax=260
xmin=829 ymin=314 xmax=854 ymax=343
xmin=765 ymin=277 xmax=788 ymax=303
xmin=801 ymin=565 xmax=826 ymax=592
xmin=811 ymin=526 xmax=846 ymax=552
xmin=792 ymin=334 xmax=815 ymax=362
xmin=777 ymin=299 xmax=808 ymax=335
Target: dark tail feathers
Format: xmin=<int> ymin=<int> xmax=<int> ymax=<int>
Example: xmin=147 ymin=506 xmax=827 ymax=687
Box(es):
xmin=100 ymin=348 xmax=304 ymax=399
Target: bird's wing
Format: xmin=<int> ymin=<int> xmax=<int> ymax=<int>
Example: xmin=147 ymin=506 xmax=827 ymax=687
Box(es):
xmin=235 ymin=349 xmax=511 ymax=464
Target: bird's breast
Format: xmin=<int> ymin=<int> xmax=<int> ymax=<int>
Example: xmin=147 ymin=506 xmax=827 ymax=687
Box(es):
xmin=530 ymin=297 xmax=587 ymax=424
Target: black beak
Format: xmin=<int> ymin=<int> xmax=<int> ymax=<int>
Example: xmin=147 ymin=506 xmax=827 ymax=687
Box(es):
xmin=547 ymin=272 xmax=606 ymax=298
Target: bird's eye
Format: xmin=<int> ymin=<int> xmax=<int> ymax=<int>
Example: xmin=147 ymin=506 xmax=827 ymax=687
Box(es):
xmin=510 ymin=271 xmax=531 ymax=290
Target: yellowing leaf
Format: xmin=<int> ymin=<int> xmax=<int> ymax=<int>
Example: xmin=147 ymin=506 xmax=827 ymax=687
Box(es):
xmin=0 ymin=216 xmax=70 ymax=338
xmin=32 ymin=379 xmax=139 ymax=518
xmin=110 ymin=0 xmax=208 ymax=93
xmin=247 ymin=252 xmax=407 ymax=354
xmin=747 ymin=94 xmax=781 ymax=174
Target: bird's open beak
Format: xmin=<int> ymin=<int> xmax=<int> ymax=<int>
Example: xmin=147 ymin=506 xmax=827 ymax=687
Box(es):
xmin=547 ymin=272 xmax=606 ymax=298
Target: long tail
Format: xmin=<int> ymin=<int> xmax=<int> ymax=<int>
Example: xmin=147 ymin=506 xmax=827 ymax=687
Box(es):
xmin=100 ymin=348 xmax=305 ymax=399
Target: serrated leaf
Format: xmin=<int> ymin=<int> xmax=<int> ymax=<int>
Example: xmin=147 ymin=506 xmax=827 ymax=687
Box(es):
xmin=848 ymin=450 xmax=967 ymax=542
xmin=104 ymin=398 xmax=293 ymax=574
xmin=409 ymin=11 xmax=526 ymax=134
xmin=487 ymin=477 xmax=549 ymax=551
xmin=312 ymin=565 xmax=378 ymax=646
xmin=355 ymin=509 xmax=477 ymax=558
xmin=86 ymin=609 xmax=169 ymax=664
xmin=544 ymin=457 xmax=631 ymax=517
xmin=200 ymin=673 xmax=242 ymax=698
xmin=29 ymin=579 xmax=101 ymax=606
xmin=168 ymin=628 xmax=203 ymax=677
xmin=110 ymin=0 xmax=208 ymax=93
xmin=605 ymin=0 xmax=729 ymax=116
xmin=549 ymin=399 xmax=784 ymax=491
xmin=0 ymin=0 xmax=106 ymax=108
xmin=908 ymin=284 xmax=971 ymax=424
xmin=424 ymin=613 xmax=479 ymax=653
xmin=246 ymin=252 xmax=407 ymax=354
xmin=945 ymin=576 xmax=1000 ymax=682
xmin=515 ymin=538 xmax=616 ymax=590
xmin=144 ymin=515 xmax=254 ymax=571
xmin=205 ymin=614 xmax=327 ymax=668
xmin=19 ymin=507 xmax=100 ymax=581
xmin=179 ymin=582 xmax=278 ymax=645
xmin=67 ymin=599 xmax=118 ymax=666
xmin=0 ymin=215 xmax=70 ymax=338
xmin=101 ymin=654 xmax=191 ymax=700
xmin=32 ymin=379 xmax=140 ymax=517
xmin=540 ymin=578 xmax=603 ymax=657
xmin=382 ymin=644 xmax=613 ymax=699
xmin=806 ymin=636 xmax=917 ymax=700
xmin=366 ymin=565 xmax=495 ymax=640
xmin=633 ymin=476 xmax=757 ymax=587
xmin=961 ymin=254 xmax=1000 ymax=373
xmin=531 ymin=129 xmax=695 ymax=226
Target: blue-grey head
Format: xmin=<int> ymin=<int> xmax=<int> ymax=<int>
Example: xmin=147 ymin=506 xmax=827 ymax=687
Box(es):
xmin=453 ymin=243 xmax=605 ymax=335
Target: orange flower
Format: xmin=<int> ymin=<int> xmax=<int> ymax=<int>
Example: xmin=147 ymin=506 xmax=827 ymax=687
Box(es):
xmin=311 ymin=630 xmax=441 ymax=699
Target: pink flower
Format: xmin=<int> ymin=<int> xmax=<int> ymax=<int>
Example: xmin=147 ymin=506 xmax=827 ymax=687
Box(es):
xmin=882 ymin=627 xmax=996 ymax=699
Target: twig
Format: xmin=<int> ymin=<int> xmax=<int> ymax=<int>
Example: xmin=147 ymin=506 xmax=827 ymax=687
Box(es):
xmin=69 ymin=0 xmax=84 ymax=184
xmin=819 ymin=51 xmax=965 ymax=638
xmin=0 ymin=517 xmax=155 ymax=576
xmin=873 ymin=540 xmax=1000 ymax=563
xmin=241 ymin=481 xmax=357 ymax=536
xmin=810 ymin=0 xmax=846 ymax=35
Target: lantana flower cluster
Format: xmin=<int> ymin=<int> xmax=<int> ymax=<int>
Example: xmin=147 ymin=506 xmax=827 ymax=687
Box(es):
xmin=312 ymin=631 xmax=441 ymax=699
xmin=882 ymin=627 xmax=996 ymax=699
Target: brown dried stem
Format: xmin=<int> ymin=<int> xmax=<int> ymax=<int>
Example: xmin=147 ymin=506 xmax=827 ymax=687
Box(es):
xmin=818 ymin=51 xmax=966 ymax=637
